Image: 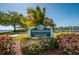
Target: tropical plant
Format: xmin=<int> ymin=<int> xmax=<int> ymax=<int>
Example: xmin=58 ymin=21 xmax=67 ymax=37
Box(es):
xmin=43 ymin=17 xmax=56 ymax=29
xmin=27 ymin=6 xmax=56 ymax=30
xmin=27 ymin=6 xmax=46 ymax=26
xmin=20 ymin=17 xmax=34 ymax=30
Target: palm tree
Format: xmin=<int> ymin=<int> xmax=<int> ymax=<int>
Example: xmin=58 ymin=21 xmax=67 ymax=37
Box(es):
xmin=27 ymin=6 xmax=56 ymax=30
xmin=20 ymin=16 xmax=29 ymax=31
xmin=27 ymin=6 xmax=46 ymax=26
xmin=43 ymin=17 xmax=52 ymax=26
xmin=43 ymin=17 xmax=56 ymax=31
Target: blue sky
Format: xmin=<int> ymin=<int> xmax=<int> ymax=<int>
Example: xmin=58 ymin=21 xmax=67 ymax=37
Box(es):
xmin=0 ymin=3 xmax=79 ymax=30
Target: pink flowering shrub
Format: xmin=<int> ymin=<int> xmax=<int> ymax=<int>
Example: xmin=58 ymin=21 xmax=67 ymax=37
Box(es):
xmin=0 ymin=35 xmax=13 ymax=55
xmin=57 ymin=34 xmax=79 ymax=55
xmin=21 ymin=38 xmax=55 ymax=55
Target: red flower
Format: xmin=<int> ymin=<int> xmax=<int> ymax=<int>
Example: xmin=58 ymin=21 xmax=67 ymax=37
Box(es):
xmin=57 ymin=34 xmax=79 ymax=54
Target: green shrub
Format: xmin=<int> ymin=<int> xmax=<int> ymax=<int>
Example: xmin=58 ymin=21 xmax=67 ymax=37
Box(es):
xmin=21 ymin=38 xmax=55 ymax=55
xmin=0 ymin=30 xmax=26 ymax=35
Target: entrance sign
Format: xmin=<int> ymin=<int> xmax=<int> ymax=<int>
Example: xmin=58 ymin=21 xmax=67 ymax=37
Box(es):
xmin=28 ymin=25 xmax=53 ymax=38
xmin=31 ymin=29 xmax=51 ymax=37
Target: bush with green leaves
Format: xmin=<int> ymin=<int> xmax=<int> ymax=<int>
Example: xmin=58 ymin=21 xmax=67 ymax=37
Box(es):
xmin=21 ymin=38 xmax=55 ymax=55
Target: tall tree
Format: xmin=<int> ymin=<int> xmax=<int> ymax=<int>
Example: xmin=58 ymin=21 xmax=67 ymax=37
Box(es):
xmin=43 ymin=17 xmax=56 ymax=31
xmin=27 ymin=6 xmax=46 ymax=26
xmin=0 ymin=11 xmax=5 ymax=25
xmin=8 ymin=11 xmax=23 ymax=32
xmin=27 ymin=6 xmax=56 ymax=30
xmin=43 ymin=17 xmax=53 ymax=26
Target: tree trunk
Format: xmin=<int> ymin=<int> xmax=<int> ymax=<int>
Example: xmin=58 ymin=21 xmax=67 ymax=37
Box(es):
xmin=13 ymin=24 xmax=16 ymax=32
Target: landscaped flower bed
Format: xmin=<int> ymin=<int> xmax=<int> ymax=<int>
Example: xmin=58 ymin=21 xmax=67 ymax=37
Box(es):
xmin=57 ymin=34 xmax=79 ymax=55
xmin=21 ymin=38 xmax=55 ymax=55
xmin=0 ymin=35 xmax=13 ymax=55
